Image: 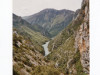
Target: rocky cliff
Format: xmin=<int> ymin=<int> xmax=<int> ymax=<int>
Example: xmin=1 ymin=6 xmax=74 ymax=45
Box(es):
xmin=75 ymin=0 xmax=89 ymax=74
xmin=48 ymin=0 xmax=89 ymax=75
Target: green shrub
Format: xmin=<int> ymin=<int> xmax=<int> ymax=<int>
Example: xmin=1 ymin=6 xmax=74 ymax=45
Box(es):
xmin=32 ymin=66 xmax=60 ymax=75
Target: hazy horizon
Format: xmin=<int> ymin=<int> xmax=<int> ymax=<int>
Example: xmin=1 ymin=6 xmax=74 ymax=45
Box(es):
xmin=13 ymin=0 xmax=82 ymax=17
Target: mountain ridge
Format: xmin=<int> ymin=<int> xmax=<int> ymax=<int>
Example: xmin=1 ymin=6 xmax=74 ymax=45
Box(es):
xmin=23 ymin=8 xmax=75 ymax=37
xmin=13 ymin=14 xmax=49 ymax=54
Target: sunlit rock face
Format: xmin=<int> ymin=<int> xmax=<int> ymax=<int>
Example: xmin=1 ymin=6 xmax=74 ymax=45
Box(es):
xmin=75 ymin=0 xmax=89 ymax=74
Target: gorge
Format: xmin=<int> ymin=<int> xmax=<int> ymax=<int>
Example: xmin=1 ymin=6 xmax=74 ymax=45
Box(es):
xmin=13 ymin=0 xmax=89 ymax=75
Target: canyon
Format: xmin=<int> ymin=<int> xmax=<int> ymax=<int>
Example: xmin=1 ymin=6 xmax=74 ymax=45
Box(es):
xmin=13 ymin=0 xmax=89 ymax=75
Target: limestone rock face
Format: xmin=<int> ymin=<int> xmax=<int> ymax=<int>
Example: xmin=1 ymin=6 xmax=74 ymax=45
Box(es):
xmin=75 ymin=0 xmax=89 ymax=74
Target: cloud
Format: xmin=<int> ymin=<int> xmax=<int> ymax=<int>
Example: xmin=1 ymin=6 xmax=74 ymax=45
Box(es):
xmin=13 ymin=0 xmax=82 ymax=16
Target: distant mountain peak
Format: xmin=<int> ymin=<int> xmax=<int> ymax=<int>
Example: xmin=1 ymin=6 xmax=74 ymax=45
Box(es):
xmin=23 ymin=8 xmax=76 ymax=37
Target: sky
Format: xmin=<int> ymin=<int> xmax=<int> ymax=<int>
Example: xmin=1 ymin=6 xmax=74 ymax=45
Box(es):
xmin=13 ymin=0 xmax=82 ymax=17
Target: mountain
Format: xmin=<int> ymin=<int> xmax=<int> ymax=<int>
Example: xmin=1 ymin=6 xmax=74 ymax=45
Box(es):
xmin=13 ymin=14 xmax=49 ymax=54
xmin=13 ymin=30 xmax=61 ymax=75
xmin=23 ymin=9 xmax=75 ymax=37
xmin=13 ymin=0 xmax=89 ymax=75
xmin=14 ymin=14 xmax=50 ymax=37
xmin=48 ymin=0 xmax=89 ymax=75
xmin=13 ymin=14 xmax=63 ymax=75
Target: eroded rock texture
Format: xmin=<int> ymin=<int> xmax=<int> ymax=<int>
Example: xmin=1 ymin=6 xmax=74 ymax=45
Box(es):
xmin=75 ymin=0 xmax=89 ymax=74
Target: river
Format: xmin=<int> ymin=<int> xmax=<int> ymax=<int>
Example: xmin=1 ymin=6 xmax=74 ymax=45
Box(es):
xmin=42 ymin=41 xmax=50 ymax=56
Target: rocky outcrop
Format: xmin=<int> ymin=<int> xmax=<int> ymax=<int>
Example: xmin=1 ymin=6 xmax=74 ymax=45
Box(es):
xmin=75 ymin=0 xmax=89 ymax=74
